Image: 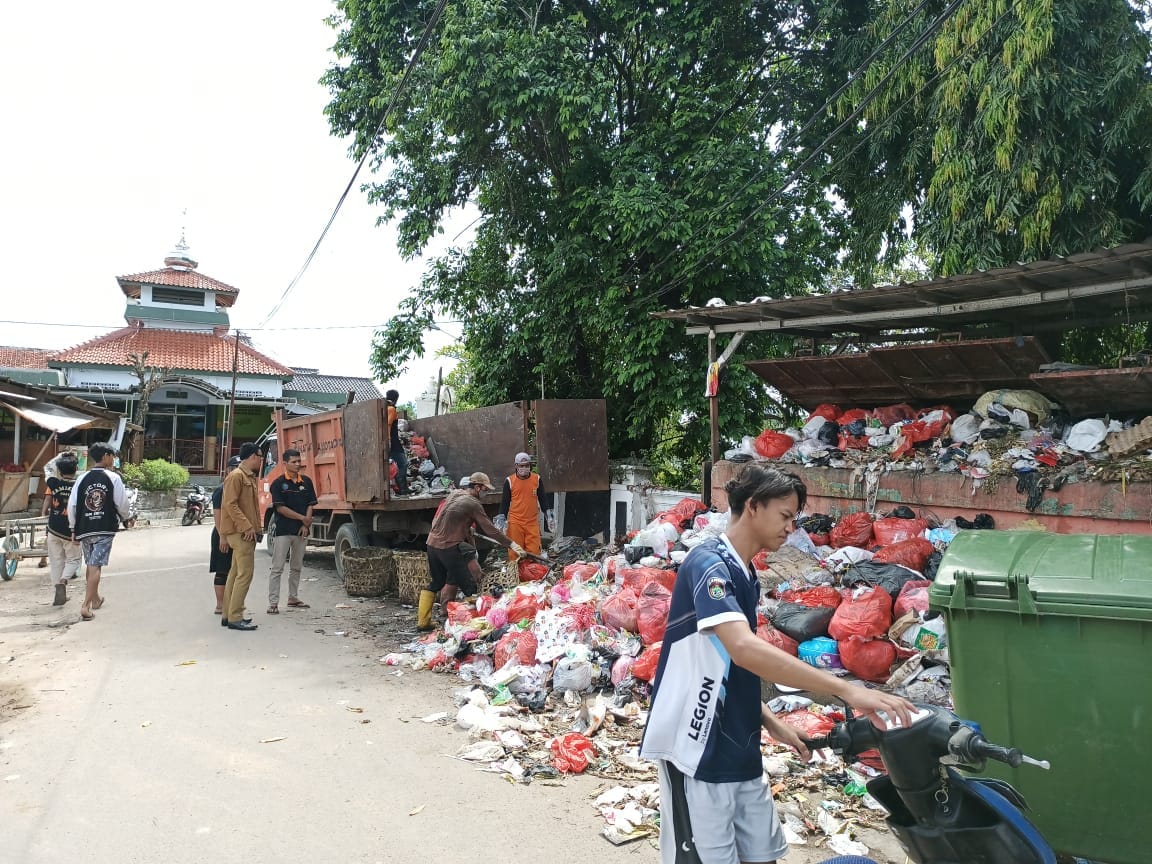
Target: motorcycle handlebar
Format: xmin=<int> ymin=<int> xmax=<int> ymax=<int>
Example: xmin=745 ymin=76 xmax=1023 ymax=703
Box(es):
xmin=968 ymin=736 xmax=1024 ymax=768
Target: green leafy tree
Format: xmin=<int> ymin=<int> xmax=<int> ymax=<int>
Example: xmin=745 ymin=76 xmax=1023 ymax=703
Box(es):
xmin=822 ymin=0 xmax=1152 ymax=280
xmin=323 ymin=0 xmax=843 ymax=465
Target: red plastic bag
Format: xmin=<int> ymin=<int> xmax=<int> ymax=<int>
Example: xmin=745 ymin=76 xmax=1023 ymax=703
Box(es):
xmin=893 ymin=579 xmax=933 ymax=618
xmin=621 ymin=567 xmax=676 ymax=594
xmin=757 ymin=622 xmax=799 ymax=656
xmin=445 ymin=601 xmax=473 ymax=624
xmin=808 ymin=404 xmax=841 ymax=422
xmin=829 ymin=587 xmax=893 ymax=641
xmin=754 ymin=430 xmax=794 ymax=460
xmin=837 ymin=408 xmax=871 ymax=425
xmin=873 ymin=517 xmax=929 ymax=545
xmin=551 ymin=732 xmax=596 ymax=773
xmin=600 ymin=589 xmax=638 ymax=632
xmin=637 ymin=581 xmax=672 ymax=645
xmin=873 ymin=403 xmax=917 ymax=427
xmin=561 ymin=602 xmax=596 ymax=632
xmin=656 ymin=497 xmax=707 ymax=529
xmin=777 ymin=586 xmax=842 ymax=609
xmin=493 ymin=629 xmax=538 ymax=667
xmin=752 ymin=550 xmax=770 ymax=572
xmin=632 ymin=642 xmax=662 ymax=681
xmin=506 ymin=591 xmax=544 ymax=624
xmin=518 ymin=560 xmax=550 ymax=582
xmin=830 ymin=512 xmax=874 ymax=549
xmin=839 ymin=636 xmax=897 ymax=683
xmin=778 ymin=709 xmax=835 ymax=738
xmin=874 ymin=538 xmax=934 ymax=572
xmin=563 ymin=562 xmax=600 ymax=582
xmin=838 ymin=434 xmax=871 ymax=451
xmin=808 ymin=532 xmax=830 ymax=547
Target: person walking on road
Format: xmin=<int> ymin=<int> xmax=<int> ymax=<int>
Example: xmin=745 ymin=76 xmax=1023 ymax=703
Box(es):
xmin=42 ymin=451 xmax=81 ymax=606
xmin=219 ymin=443 xmax=263 ymax=631
xmin=418 ymin=472 xmax=523 ymax=632
xmin=494 ymin=452 xmax=553 ymax=559
xmin=67 ymin=443 xmax=135 ymax=621
xmin=266 ymin=448 xmax=317 ymax=614
xmin=639 ymin=465 xmax=914 ymax=864
xmin=385 ymin=389 xmax=411 ymax=497
xmin=209 ymin=455 xmax=242 ymax=614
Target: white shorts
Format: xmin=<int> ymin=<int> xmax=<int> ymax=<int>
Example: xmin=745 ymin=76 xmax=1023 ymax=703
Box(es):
xmin=658 ymin=761 xmax=788 ymax=864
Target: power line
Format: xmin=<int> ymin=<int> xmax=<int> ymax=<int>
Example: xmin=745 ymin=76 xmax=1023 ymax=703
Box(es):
xmin=638 ymin=0 xmax=972 ymax=307
xmin=258 ymin=0 xmax=452 ymax=328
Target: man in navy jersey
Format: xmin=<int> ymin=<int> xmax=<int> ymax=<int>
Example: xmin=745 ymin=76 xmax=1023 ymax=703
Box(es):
xmin=641 ymin=465 xmax=913 ymax=864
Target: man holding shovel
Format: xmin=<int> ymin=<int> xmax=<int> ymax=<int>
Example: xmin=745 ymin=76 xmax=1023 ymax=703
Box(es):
xmin=418 ymin=471 xmax=524 ymax=632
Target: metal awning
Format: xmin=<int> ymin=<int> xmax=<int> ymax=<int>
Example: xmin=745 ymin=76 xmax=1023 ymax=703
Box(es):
xmin=0 ymin=376 xmax=139 ymax=431
xmin=0 ymin=399 xmax=105 ymax=434
xmin=746 ymin=337 xmax=1051 ymax=411
xmin=654 ymin=243 xmax=1152 ymax=337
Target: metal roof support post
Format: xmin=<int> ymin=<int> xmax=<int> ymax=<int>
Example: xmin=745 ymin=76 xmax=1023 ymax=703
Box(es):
xmin=708 ymin=329 xmax=719 ymax=466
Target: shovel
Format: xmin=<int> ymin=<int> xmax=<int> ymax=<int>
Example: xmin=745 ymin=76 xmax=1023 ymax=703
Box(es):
xmin=475 ymin=533 xmax=551 ymax=566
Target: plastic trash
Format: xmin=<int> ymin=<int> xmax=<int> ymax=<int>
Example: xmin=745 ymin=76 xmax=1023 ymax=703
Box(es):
xmin=798 ymin=637 xmax=842 ymax=669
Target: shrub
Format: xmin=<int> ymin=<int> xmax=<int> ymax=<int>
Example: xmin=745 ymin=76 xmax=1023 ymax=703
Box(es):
xmin=122 ymin=459 xmax=189 ymax=492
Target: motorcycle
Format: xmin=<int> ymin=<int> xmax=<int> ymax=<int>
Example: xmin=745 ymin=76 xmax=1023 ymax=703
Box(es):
xmin=181 ymin=485 xmax=210 ymax=526
xmin=806 ymin=704 xmax=1078 ymax=864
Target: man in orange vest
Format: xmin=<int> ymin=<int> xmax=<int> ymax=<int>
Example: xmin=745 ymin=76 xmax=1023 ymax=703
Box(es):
xmin=494 ymin=452 xmax=554 ymax=559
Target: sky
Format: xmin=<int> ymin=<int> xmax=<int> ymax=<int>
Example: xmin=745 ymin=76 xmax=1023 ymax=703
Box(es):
xmin=0 ymin=0 xmax=465 ymax=403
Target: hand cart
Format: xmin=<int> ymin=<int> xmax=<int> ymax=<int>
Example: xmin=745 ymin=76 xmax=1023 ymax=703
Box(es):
xmin=3 ymin=516 xmax=49 ymax=581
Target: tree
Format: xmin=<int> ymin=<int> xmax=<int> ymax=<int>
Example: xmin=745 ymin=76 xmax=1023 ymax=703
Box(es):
xmin=124 ymin=351 xmax=169 ymax=463
xmin=819 ymin=0 xmax=1152 ymax=280
xmin=323 ymin=0 xmax=843 ymax=465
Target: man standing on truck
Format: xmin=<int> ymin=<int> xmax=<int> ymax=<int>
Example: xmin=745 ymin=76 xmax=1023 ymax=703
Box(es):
xmin=219 ymin=443 xmax=264 ymax=631
xmin=418 ymin=471 xmax=525 ymax=631
xmin=384 ymin=389 xmax=411 ymax=497
xmin=494 ymin=452 xmax=554 ymax=559
xmin=266 ymin=448 xmax=317 ymax=614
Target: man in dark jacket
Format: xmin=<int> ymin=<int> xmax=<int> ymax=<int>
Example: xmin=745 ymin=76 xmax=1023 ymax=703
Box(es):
xmin=67 ymin=442 xmax=135 ymax=621
xmin=385 ymin=389 xmax=411 ymax=497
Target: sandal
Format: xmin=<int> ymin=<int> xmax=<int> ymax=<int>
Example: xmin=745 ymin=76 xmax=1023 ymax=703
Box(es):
xmin=267 ymin=605 xmax=279 ymax=614
xmin=92 ymin=596 xmax=105 ymax=610
xmin=287 ymin=598 xmax=310 ymax=608
xmin=80 ymin=606 xmax=93 ymax=621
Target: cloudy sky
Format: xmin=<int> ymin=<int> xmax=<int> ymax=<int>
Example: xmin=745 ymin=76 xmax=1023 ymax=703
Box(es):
xmin=0 ymin=0 xmax=464 ymax=402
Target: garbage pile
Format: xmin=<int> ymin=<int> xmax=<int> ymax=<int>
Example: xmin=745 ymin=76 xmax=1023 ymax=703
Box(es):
xmin=391 ymin=423 xmax=454 ymax=497
xmin=381 ymin=496 xmax=962 ymax=849
xmin=730 ymin=390 xmax=1152 ymax=510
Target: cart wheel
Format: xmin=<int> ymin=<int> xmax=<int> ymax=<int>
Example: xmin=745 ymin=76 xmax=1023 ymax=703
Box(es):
xmin=2 ymin=535 xmax=19 ymax=581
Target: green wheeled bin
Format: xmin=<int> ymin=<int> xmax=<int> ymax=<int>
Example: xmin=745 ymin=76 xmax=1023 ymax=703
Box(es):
xmin=931 ymin=531 xmax=1152 ymax=864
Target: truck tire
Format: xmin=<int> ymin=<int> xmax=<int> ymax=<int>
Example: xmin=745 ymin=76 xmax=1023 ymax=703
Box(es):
xmin=264 ymin=513 xmax=276 ymax=556
xmin=334 ymin=522 xmax=365 ymax=582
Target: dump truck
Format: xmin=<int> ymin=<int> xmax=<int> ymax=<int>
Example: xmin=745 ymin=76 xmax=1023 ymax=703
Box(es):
xmin=257 ymin=398 xmax=609 ymax=577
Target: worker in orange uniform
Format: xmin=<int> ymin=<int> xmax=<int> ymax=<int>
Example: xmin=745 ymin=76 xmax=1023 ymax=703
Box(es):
xmin=493 ymin=452 xmax=554 ymax=559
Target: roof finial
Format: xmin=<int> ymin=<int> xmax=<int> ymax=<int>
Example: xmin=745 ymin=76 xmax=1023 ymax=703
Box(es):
xmin=176 ymin=208 xmax=189 ymax=252
xmin=165 ymin=208 xmax=198 ymax=271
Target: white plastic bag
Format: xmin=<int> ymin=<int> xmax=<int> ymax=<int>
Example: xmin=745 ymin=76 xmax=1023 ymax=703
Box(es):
xmin=553 ymin=657 xmax=594 ymax=692
xmin=1067 ymin=419 xmax=1109 ymax=453
xmin=949 ymin=414 xmax=981 ymax=444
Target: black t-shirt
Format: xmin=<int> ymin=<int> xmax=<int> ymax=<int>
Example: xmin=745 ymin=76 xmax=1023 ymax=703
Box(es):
xmin=45 ymin=476 xmax=75 ymax=539
xmin=211 ymin=484 xmax=224 ymax=511
xmin=270 ymin=474 xmax=318 ymax=536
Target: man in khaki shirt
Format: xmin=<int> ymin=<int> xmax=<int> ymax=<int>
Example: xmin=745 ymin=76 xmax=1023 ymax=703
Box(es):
xmin=220 ymin=442 xmax=264 ymax=631
xmin=418 ymin=472 xmax=524 ymax=631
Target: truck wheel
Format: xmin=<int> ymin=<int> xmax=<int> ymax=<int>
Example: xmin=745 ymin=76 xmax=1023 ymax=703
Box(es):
xmin=264 ymin=514 xmax=276 ymax=556
xmin=334 ymin=522 xmax=365 ymax=582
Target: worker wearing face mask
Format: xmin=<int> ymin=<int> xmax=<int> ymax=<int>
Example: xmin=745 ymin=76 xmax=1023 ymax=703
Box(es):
xmin=493 ymin=452 xmax=554 ymax=560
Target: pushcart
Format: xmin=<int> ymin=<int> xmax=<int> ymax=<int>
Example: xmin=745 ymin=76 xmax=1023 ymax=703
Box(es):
xmin=3 ymin=516 xmax=48 ymax=581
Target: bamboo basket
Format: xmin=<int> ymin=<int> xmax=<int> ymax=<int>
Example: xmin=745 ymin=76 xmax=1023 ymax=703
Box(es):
xmin=394 ymin=551 xmax=430 ymax=604
xmin=342 ymin=548 xmax=395 ymax=597
xmin=478 ymin=560 xmax=520 ymax=596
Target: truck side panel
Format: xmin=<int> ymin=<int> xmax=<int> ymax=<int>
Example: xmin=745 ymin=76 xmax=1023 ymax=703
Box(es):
xmin=408 ymin=402 xmax=529 ymax=486
xmin=535 ymin=399 xmax=610 ymax=491
xmin=342 ymin=399 xmax=389 ymax=503
xmin=280 ymin=410 xmax=346 ymax=511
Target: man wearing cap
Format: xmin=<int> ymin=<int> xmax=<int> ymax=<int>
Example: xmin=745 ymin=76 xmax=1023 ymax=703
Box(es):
xmin=494 ymin=452 xmax=554 ymax=560
xmin=209 ymin=455 xmax=242 ymax=614
xmin=384 ymin=389 xmax=411 ymax=497
xmin=417 ymin=472 xmax=524 ymax=632
xmin=219 ymin=443 xmax=264 ymax=631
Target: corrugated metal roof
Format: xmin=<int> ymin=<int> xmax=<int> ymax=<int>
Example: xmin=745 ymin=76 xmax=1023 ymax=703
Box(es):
xmin=284 ymin=373 xmax=383 ymax=403
xmin=656 ymin=243 xmax=1152 ymax=336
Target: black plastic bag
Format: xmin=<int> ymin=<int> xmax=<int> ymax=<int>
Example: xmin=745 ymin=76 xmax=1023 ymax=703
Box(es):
xmin=797 ymin=513 xmax=834 ymax=534
xmin=771 ymin=602 xmax=836 ymax=642
xmin=922 ymin=551 xmax=943 ymax=582
xmin=888 ymin=505 xmax=917 ymax=520
xmin=816 ymin=421 xmax=841 ymax=445
xmin=841 ymin=561 xmax=922 ymax=598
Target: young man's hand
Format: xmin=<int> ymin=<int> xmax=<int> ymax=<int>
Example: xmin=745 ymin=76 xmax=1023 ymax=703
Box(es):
xmin=242 ymin=528 xmax=257 ymax=542
xmin=762 ymin=709 xmax=811 ymax=760
xmin=842 ymin=686 xmax=916 ymax=730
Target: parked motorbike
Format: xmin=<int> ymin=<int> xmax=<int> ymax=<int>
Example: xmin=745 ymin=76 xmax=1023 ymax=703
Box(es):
xmin=806 ymin=704 xmax=1075 ymax=864
xmin=181 ymin=485 xmax=210 ymax=526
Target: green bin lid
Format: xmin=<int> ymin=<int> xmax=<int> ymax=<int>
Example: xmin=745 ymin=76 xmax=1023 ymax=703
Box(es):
xmin=932 ymin=531 xmax=1152 ymax=620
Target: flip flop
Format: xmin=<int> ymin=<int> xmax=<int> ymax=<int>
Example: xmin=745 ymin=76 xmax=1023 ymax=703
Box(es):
xmin=80 ymin=607 xmax=93 ymax=621
xmin=287 ymin=599 xmax=310 ymax=608
xmin=267 ymin=605 xmax=279 ymax=614
xmin=92 ymin=596 xmax=105 ymax=610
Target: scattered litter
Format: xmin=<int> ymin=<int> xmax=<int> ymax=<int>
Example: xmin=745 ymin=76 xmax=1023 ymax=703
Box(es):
xmin=259 ymin=736 xmax=286 ymax=744
xmin=141 ymin=721 xmax=152 ymax=728
xmin=407 ymin=804 xmax=425 ymax=816
xmin=175 ymin=660 xmax=197 ymax=667
xmin=346 ymin=706 xmax=365 ymax=714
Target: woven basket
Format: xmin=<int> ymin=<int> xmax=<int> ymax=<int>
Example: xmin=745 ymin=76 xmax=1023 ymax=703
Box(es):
xmin=394 ymin=551 xmax=430 ymax=604
xmin=478 ymin=561 xmax=520 ymax=595
xmin=342 ymin=548 xmax=395 ymax=597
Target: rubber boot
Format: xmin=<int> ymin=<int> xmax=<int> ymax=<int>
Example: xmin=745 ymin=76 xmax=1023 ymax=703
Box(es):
xmin=53 ymin=583 xmax=68 ymax=606
xmin=416 ymin=590 xmax=436 ymax=632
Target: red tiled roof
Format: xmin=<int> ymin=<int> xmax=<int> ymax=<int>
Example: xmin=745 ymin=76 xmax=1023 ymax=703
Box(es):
xmin=0 ymin=346 xmax=53 ymax=369
xmin=50 ymin=327 xmax=292 ymax=377
xmin=117 ymin=268 xmax=239 ymax=295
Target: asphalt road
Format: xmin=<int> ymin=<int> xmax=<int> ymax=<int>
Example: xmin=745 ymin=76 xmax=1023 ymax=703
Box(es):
xmin=0 ymin=523 xmax=907 ymax=864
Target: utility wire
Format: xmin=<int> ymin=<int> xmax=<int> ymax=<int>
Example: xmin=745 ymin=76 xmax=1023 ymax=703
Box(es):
xmin=638 ymin=0 xmax=974 ymax=307
xmin=628 ymin=0 xmax=939 ymax=289
xmin=259 ymin=0 xmax=452 ymax=328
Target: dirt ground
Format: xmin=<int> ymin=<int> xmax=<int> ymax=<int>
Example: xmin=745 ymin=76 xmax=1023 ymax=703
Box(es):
xmin=0 ymin=523 xmax=910 ymax=864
